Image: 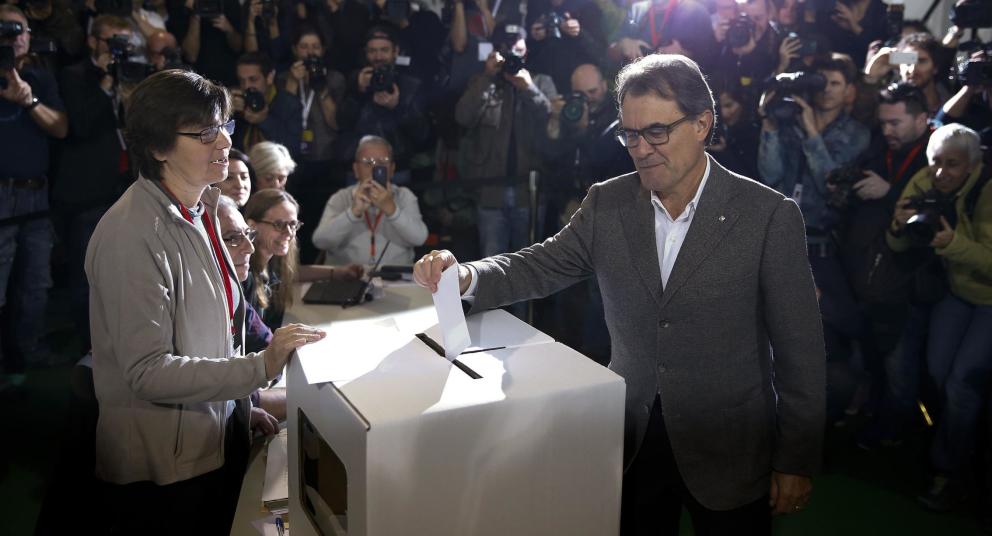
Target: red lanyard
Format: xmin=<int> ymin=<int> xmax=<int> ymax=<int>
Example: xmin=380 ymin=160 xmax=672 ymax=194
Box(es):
xmin=886 ymin=142 xmax=924 ymax=186
xmin=648 ymin=0 xmax=679 ymax=48
xmin=364 ymin=209 xmax=384 ymax=260
xmin=161 ymin=184 xmax=235 ymax=328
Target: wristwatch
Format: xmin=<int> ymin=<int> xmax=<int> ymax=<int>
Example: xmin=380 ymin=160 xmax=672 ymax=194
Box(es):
xmin=24 ymin=96 xmax=40 ymax=110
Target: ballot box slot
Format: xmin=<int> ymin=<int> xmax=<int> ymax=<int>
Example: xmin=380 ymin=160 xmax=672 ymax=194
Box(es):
xmin=415 ymin=333 xmax=483 ymax=379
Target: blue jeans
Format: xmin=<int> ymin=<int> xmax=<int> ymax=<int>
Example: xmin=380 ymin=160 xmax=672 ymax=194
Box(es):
xmin=477 ymin=187 xmax=543 ymax=320
xmin=926 ymin=293 xmax=992 ymax=477
xmin=0 ymin=186 xmax=53 ymax=373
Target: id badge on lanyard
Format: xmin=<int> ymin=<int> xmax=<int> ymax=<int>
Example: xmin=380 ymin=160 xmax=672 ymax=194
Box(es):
xmin=300 ymin=89 xmax=315 ymax=156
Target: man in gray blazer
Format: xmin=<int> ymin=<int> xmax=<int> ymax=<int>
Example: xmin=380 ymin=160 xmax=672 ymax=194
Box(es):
xmin=414 ymin=54 xmax=825 ymax=535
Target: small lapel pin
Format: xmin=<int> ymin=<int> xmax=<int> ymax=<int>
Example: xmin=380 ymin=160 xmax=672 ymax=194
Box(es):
xmin=718 ymin=215 xmax=726 ymax=222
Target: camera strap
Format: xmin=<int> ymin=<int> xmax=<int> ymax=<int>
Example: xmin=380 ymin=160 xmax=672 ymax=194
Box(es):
xmin=886 ymin=142 xmax=924 ymax=185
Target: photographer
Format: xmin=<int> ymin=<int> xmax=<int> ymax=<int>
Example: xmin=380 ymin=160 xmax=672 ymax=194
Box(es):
xmin=20 ymin=0 xmax=84 ymax=68
xmin=243 ymin=0 xmax=290 ymax=69
xmin=816 ymin=0 xmax=887 ymax=70
xmin=0 ymin=5 xmax=66 ymax=394
xmin=607 ymin=0 xmax=716 ymax=68
xmin=886 ymin=124 xmax=992 ymax=512
xmin=709 ymin=78 xmax=761 ymax=180
xmin=454 ymin=25 xmax=556 ymax=258
xmin=145 ymin=29 xmax=182 ymax=71
xmin=175 ymin=0 xmax=243 ymax=85
xmin=524 ymin=0 xmax=606 ymax=94
xmin=312 ymin=135 xmax=428 ymax=266
xmin=758 ymin=54 xmax=870 ymax=358
xmin=338 ymin=26 xmax=431 ymax=171
xmin=864 ymin=32 xmax=952 ymax=117
xmin=837 ymin=83 xmax=931 ymax=444
xmin=231 ymin=52 xmax=302 ymax=156
xmin=52 ymin=14 xmax=134 ymax=354
xmin=713 ymin=0 xmax=782 ymax=90
xmin=937 ymin=50 xmax=992 ymax=146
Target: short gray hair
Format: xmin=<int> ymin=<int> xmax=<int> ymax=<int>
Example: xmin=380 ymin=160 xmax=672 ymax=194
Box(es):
xmin=615 ymin=54 xmax=715 ymax=135
xmin=248 ymin=141 xmax=296 ymax=178
xmin=927 ymin=123 xmax=982 ymax=165
xmin=356 ymin=135 xmax=394 ymax=159
xmin=216 ymin=193 xmax=241 ymax=217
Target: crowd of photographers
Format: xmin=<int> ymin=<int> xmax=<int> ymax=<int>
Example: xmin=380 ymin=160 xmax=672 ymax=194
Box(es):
xmin=1 ymin=0 xmax=992 ymax=525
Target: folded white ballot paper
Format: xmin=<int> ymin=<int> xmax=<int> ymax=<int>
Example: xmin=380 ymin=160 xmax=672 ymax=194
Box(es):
xmin=296 ymin=317 xmax=409 ymax=385
xmin=431 ymin=265 xmax=471 ymax=360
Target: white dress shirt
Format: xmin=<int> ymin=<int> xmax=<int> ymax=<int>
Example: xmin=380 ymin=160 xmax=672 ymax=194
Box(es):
xmin=653 ymin=159 xmax=710 ymax=289
xmin=463 ymin=159 xmax=711 ymax=296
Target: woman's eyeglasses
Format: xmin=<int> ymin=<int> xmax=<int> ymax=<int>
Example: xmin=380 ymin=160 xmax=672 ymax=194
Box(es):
xmin=177 ymin=119 xmax=236 ymax=144
xmin=257 ymin=219 xmax=303 ymax=234
xmin=222 ymin=228 xmax=257 ymax=248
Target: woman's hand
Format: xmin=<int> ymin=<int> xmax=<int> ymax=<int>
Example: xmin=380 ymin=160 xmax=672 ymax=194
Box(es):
xmin=263 ymin=323 xmax=326 ymax=379
xmin=250 ymin=406 xmax=280 ymax=436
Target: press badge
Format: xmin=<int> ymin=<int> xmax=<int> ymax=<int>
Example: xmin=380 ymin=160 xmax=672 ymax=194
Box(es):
xmin=301 ymin=129 xmax=314 ymax=155
xmin=396 ymin=55 xmax=411 ymax=66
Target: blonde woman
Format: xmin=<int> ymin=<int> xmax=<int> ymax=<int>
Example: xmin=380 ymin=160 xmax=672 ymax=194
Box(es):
xmin=248 ymin=141 xmax=296 ymax=190
xmin=244 ymin=189 xmax=363 ymax=329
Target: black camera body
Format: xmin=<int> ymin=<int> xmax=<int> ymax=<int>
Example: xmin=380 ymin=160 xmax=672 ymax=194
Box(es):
xmin=501 ymin=50 xmax=525 ymax=75
xmin=958 ymin=55 xmax=992 ymax=87
xmin=196 ymin=0 xmax=224 ymax=18
xmin=561 ymin=92 xmax=586 ymax=123
xmin=372 ymin=164 xmax=389 ymax=186
xmin=304 ymin=55 xmax=327 ymax=90
xmin=541 ymin=11 xmax=564 ymax=39
xmin=726 ymin=12 xmax=754 ymax=48
xmin=765 ymin=71 xmax=827 ymax=123
xmin=369 ymin=65 xmax=396 ymax=93
xmin=826 ymin=165 xmax=863 ymax=211
xmin=243 ymin=88 xmax=266 ymax=112
xmin=0 ymin=19 xmax=22 ymax=39
xmin=951 ymin=0 xmax=992 ymax=29
xmin=905 ymin=190 xmax=955 ymax=245
xmin=103 ymin=35 xmax=153 ymax=84
xmin=106 ymin=34 xmax=131 ymax=60
xmin=260 ymin=0 xmax=276 ymax=19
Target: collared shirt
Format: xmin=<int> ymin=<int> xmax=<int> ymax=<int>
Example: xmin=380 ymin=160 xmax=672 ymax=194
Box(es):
xmin=464 ymin=158 xmax=712 ymax=297
xmin=652 ymin=158 xmax=710 ymax=289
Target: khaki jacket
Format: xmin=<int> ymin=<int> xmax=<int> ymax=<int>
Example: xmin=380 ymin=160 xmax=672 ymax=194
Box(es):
xmin=86 ymin=178 xmax=271 ymax=485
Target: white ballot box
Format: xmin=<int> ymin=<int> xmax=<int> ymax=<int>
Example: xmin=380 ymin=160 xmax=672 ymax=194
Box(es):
xmin=286 ymin=305 xmax=626 ymax=536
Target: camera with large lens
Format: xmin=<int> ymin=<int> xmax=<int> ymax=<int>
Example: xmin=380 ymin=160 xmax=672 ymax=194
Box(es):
xmin=764 ymin=71 xmax=827 ymax=124
xmin=243 ymin=87 xmax=266 ymax=112
xmin=196 ymin=0 xmax=224 ymax=17
xmin=957 ymin=55 xmax=992 ymax=86
xmin=0 ymin=19 xmax=22 ymax=39
xmin=104 ymin=35 xmax=154 ymax=84
xmin=541 ymin=11 xmax=563 ymax=39
xmin=561 ymin=92 xmax=586 ymax=123
xmin=950 ymin=0 xmax=992 ymax=28
xmin=369 ymin=65 xmax=396 ymax=93
xmin=826 ymin=165 xmax=863 ymax=210
xmin=304 ymin=54 xmax=327 ymax=91
xmin=501 ymin=50 xmax=525 ymax=75
xmin=905 ymin=189 xmax=955 ymax=245
xmin=726 ymin=12 xmax=754 ymax=48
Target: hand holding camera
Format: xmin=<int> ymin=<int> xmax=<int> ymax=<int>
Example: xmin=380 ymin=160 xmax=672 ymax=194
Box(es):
xmin=372 ymin=83 xmax=400 ymax=109
xmin=853 ymin=170 xmax=891 ymax=201
xmin=366 ymin=174 xmax=397 ymax=215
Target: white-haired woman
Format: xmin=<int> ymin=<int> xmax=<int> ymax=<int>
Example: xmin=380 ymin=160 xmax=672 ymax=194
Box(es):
xmin=888 ymin=123 xmax=992 ymax=510
xmin=248 ymin=140 xmax=296 ymax=190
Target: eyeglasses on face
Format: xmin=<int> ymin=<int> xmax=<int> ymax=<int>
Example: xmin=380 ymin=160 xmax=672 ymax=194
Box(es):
xmin=222 ymin=227 xmax=257 ymax=248
xmin=257 ymin=219 xmax=303 ymax=234
xmin=177 ymin=119 xmax=236 ymax=144
xmin=615 ymin=115 xmax=694 ymax=148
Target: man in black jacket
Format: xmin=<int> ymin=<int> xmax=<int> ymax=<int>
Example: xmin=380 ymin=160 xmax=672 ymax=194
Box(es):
xmin=231 ymin=52 xmax=302 ymax=157
xmin=51 ymin=14 xmax=133 ymax=354
xmin=838 ymin=82 xmax=932 ymax=445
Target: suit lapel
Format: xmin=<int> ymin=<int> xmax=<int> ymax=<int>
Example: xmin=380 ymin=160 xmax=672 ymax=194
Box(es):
xmin=659 ymin=157 xmax=740 ymax=309
xmin=621 ymin=179 xmax=664 ymax=309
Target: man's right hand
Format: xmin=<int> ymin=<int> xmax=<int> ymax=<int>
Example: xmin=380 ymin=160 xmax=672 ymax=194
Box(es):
xmin=263 ymin=323 xmax=326 ymax=379
xmin=413 ymin=250 xmax=471 ymax=294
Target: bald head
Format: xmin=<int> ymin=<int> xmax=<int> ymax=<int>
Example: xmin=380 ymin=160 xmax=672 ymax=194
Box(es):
xmin=147 ymin=30 xmax=177 ymax=71
xmin=571 ymin=64 xmax=608 ymax=111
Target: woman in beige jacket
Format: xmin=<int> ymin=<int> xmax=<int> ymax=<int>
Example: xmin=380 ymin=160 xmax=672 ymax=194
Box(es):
xmin=85 ymin=70 xmax=325 ymax=534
